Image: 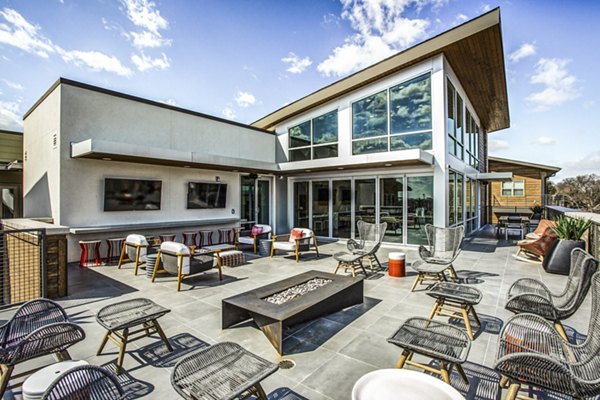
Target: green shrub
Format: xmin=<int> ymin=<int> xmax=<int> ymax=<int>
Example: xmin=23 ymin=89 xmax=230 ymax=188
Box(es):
xmin=531 ymin=205 xmax=544 ymax=215
xmin=552 ymin=216 xmax=592 ymax=241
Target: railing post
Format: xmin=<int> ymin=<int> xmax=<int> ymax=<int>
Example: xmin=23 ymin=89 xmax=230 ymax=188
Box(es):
xmin=40 ymin=228 xmax=47 ymax=298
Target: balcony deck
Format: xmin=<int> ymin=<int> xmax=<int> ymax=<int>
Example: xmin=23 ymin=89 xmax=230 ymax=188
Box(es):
xmin=1 ymin=225 xmax=593 ymax=400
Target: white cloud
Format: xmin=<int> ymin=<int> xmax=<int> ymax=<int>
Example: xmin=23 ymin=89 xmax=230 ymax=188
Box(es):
xmin=234 ymin=91 xmax=256 ymax=108
xmin=281 ymin=52 xmax=312 ymax=74
xmin=480 ymin=4 xmax=491 ymax=13
xmin=322 ymin=13 xmax=341 ymax=26
xmin=454 ymin=14 xmax=468 ymax=24
xmin=0 ymin=8 xmax=56 ymax=58
xmin=120 ymin=0 xmax=167 ymax=34
xmin=559 ymin=150 xmax=600 ymax=178
xmin=488 ymin=139 xmax=509 ymax=151
xmin=317 ymin=0 xmax=440 ymax=77
xmin=532 ymin=136 xmax=556 ymax=145
xmin=526 ymin=58 xmax=579 ymax=111
xmin=509 ymin=42 xmax=536 ymax=63
xmin=0 ymin=100 xmax=23 ymax=130
xmin=131 ymin=52 xmax=170 ymax=72
xmin=221 ymin=107 xmax=236 ymax=120
xmin=61 ymin=49 xmax=133 ymax=76
xmin=2 ymin=79 xmax=24 ymax=90
xmin=130 ymin=30 xmax=171 ymax=48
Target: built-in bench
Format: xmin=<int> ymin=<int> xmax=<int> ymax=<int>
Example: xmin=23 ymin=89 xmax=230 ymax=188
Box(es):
xmin=69 ymin=218 xmax=241 ymax=235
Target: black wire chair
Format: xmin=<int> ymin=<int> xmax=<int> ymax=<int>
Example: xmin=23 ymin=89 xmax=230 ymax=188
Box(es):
xmin=347 ymin=221 xmax=387 ymax=270
xmin=505 ymin=248 xmax=598 ymax=340
xmin=42 ymin=365 xmax=124 ymax=400
xmin=495 ymin=271 xmax=600 ymax=400
xmin=0 ymin=298 xmax=85 ymax=395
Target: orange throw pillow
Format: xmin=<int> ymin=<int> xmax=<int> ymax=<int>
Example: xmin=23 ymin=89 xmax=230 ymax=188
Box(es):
xmin=290 ymin=229 xmax=304 ymax=240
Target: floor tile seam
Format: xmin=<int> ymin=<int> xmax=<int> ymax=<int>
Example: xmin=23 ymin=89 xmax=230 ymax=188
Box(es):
xmin=298 ymin=352 xmax=379 ymax=388
xmin=291 ymin=382 xmax=335 ymax=400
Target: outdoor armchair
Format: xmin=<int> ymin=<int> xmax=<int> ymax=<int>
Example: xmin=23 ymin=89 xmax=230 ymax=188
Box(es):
xmin=525 ymin=219 xmax=555 ymax=240
xmin=236 ymin=224 xmax=272 ymax=254
xmin=505 ymin=248 xmax=598 ymax=340
xmin=42 ymin=365 xmax=124 ymax=400
xmin=270 ymin=228 xmax=319 ymax=263
xmin=0 ymin=299 xmax=86 ymax=395
xmin=152 ymin=241 xmax=221 ymax=291
xmin=514 ymin=226 xmax=558 ymax=262
xmin=347 ymin=220 xmax=387 ymax=270
xmin=495 ymin=272 xmax=600 ymax=400
xmin=117 ymin=233 xmax=149 ymax=275
xmin=410 ymin=224 xmax=464 ymax=291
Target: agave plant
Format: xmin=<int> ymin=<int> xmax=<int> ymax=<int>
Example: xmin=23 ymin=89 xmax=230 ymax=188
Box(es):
xmin=552 ymin=216 xmax=592 ymax=241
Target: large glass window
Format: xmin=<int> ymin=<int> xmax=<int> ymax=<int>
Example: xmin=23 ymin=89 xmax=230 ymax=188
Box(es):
xmin=312 ymin=181 xmax=329 ymax=236
xmin=448 ymin=170 xmax=466 ymax=226
xmin=380 ymin=178 xmax=403 ymax=243
xmin=353 ymin=73 xmax=432 ymax=155
xmin=407 ymin=176 xmax=434 ymax=245
xmin=447 ymin=79 xmax=464 ymax=160
xmin=293 ymin=182 xmax=309 ymax=228
xmin=502 ymin=180 xmax=525 ymax=196
xmin=332 ymin=180 xmax=352 ymax=238
xmin=240 ymin=176 xmax=256 ymax=230
xmin=289 ymin=110 xmax=338 ymax=161
xmin=355 ymin=179 xmax=376 ymax=237
xmin=465 ymin=109 xmax=480 ymax=169
xmin=464 ymin=178 xmax=478 ymax=234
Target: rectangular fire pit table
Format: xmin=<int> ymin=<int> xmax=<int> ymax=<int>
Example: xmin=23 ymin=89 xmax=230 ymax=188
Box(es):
xmin=222 ymin=270 xmax=364 ymax=355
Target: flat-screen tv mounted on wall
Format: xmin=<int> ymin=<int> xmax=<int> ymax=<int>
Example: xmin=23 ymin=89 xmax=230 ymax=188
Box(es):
xmin=187 ymin=182 xmax=227 ymax=209
xmin=103 ymin=178 xmax=162 ymax=211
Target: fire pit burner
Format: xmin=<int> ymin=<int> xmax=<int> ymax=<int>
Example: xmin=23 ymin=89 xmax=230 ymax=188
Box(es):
xmin=263 ymin=278 xmax=332 ymax=305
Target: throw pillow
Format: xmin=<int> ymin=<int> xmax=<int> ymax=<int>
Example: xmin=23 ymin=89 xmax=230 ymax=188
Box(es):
xmin=251 ymin=226 xmax=264 ymax=236
xmin=290 ymin=229 xmax=304 ymax=240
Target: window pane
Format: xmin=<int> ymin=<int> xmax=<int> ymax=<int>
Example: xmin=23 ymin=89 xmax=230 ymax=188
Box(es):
xmin=456 ymin=94 xmax=463 ymax=144
xmin=312 ymin=181 xmax=329 ymax=237
xmin=289 ymin=121 xmax=311 ymax=148
xmin=390 ymin=73 xmax=431 ymax=134
xmin=289 ymin=148 xmax=311 ymax=162
xmin=293 ymin=182 xmax=309 ymax=228
xmin=514 ymin=189 xmax=524 ymax=196
xmin=456 ymin=173 xmax=464 ymax=223
xmin=313 ymin=144 xmax=338 ymax=159
xmin=352 ymin=137 xmax=388 ymax=155
xmin=447 ymin=80 xmax=455 ymax=138
xmin=455 ymin=143 xmax=464 ymax=160
xmin=514 ymin=181 xmax=525 ymax=189
xmin=355 ymin=179 xmax=376 ymax=237
xmin=352 ymin=91 xmax=388 ymax=139
xmin=448 ymin=171 xmax=455 ymax=226
xmin=408 ymin=176 xmax=433 ymax=245
xmin=332 ymin=180 xmax=352 ymax=238
xmin=380 ymin=178 xmax=403 ymax=243
xmin=449 ymin=137 xmax=456 ymax=156
xmin=313 ymin=110 xmax=338 ymax=144
xmin=390 ymin=132 xmax=432 ymax=151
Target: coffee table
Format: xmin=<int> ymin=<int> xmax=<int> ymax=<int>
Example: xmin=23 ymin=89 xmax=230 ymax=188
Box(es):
xmin=222 ymin=270 xmax=363 ymax=355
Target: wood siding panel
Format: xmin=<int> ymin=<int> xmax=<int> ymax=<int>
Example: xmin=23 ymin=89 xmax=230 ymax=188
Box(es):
xmin=0 ymin=134 xmax=23 ymax=162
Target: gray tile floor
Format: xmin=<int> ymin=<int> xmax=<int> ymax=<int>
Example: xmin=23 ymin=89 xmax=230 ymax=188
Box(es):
xmin=2 ymin=226 xmax=593 ymax=400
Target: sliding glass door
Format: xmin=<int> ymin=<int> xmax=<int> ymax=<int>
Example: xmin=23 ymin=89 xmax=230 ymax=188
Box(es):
xmin=354 ymin=179 xmax=376 ymax=237
xmin=332 ymin=180 xmax=352 ymax=238
xmin=312 ymin=181 xmax=329 ymax=236
xmin=407 ymin=176 xmax=434 ymax=245
xmin=293 ymin=181 xmax=309 ymax=228
xmin=380 ymin=178 xmax=403 ymax=243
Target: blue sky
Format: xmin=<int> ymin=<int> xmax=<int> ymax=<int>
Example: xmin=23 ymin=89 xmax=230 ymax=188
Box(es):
xmin=0 ymin=0 xmax=598 ymax=181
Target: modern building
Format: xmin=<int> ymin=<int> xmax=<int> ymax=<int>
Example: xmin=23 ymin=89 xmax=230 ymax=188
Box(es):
xmin=22 ymin=9 xmax=509 ymax=262
xmin=487 ymin=156 xmax=560 ymax=223
xmin=0 ymin=130 xmax=23 ymax=219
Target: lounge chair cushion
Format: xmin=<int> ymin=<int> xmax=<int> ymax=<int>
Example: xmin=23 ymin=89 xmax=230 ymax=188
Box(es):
xmin=251 ymin=226 xmax=264 ymax=236
xmin=273 ymin=242 xmax=296 ymax=251
xmin=160 ymin=241 xmax=192 ymax=274
xmin=290 ymin=229 xmax=304 ymax=240
xmin=125 ymin=234 xmax=148 ymax=260
xmin=237 ymin=236 xmax=255 ymax=245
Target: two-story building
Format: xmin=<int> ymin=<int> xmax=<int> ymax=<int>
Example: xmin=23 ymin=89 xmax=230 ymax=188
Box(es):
xmin=21 ymin=9 xmax=509 ymax=261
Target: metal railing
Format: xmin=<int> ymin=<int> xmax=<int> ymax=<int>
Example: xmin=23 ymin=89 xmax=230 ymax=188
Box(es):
xmin=0 ymin=226 xmax=46 ymax=308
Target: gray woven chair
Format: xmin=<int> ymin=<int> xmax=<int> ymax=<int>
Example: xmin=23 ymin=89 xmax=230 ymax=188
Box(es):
xmin=495 ymin=272 xmax=600 ymax=400
xmin=347 ymin=221 xmax=387 ymax=270
xmin=171 ymin=342 xmax=279 ymax=400
xmin=42 ymin=365 xmax=124 ymax=400
xmin=0 ymin=299 xmax=85 ymax=395
xmin=505 ymin=248 xmax=598 ymax=340
xmin=410 ymin=224 xmax=464 ymax=291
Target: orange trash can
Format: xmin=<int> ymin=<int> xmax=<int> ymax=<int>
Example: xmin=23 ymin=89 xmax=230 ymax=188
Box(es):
xmin=388 ymin=252 xmax=406 ymax=277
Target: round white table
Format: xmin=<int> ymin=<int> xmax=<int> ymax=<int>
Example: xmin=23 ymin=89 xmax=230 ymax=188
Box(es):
xmin=352 ymin=369 xmax=465 ymax=400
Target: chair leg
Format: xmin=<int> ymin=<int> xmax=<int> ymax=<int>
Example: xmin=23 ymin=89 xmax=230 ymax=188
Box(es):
xmin=116 ymin=328 xmax=129 ymax=374
xmin=295 ymin=246 xmax=299 ymax=263
xmin=456 ymin=364 xmax=469 ymax=384
xmin=410 ymin=274 xmax=422 ymax=292
xmin=117 ymin=243 xmax=127 ymax=269
xmin=97 ymin=331 xmax=110 ymax=355
xmin=270 ymin=243 xmax=275 ymax=258
xmin=554 ymin=321 xmax=569 ymax=342
xmin=253 ymin=383 xmax=269 ymax=400
xmin=439 ymin=361 xmax=451 ymax=384
xmin=313 ymin=237 xmax=320 ymax=257
xmin=469 ymin=305 xmax=481 ymax=325
xmin=505 ymin=383 xmax=521 ymax=400
xmin=55 ymin=349 xmax=72 ymax=362
xmin=373 ymin=254 xmax=382 ymax=269
xmin=499 ymin=375 xmax=510 ymax=388
xmin=461 ymin=307 xmax=475 ymax=340
xmin=0 ymin=364 xmax=14 ymax=396
xmin=428 ymin=299 xmax=442 ymax=319
xmin=151 ymin=251 xmax=161 ymax=282
xmin=334 ymin=261 xmax=341 ymax=275
xmin=133 ymin=247 xmax=141 ymax=276
xmin=152 ymin=320 xmax=173 ymax=352
xmin=396 ymin=350 xmax=411 ymax=369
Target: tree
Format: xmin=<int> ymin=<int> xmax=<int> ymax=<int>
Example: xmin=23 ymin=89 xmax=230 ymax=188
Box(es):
xmin=554 ymin=174 xmax=600 ymax=212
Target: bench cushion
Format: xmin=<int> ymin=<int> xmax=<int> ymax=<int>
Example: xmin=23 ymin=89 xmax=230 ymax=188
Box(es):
xmin=219 ymin=250 xmax=246 ymax=267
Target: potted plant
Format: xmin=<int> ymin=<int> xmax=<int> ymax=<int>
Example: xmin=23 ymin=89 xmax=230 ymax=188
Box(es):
xmin=543 ymin=216 xmax=592 ymax=275
xmin=530 ymin=205 xmax=544 ymax=219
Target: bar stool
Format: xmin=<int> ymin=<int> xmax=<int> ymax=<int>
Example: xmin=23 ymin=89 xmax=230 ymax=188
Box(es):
xmin=105 ymin=237 xmax=125 ymax=265
xmin=79 ymin=240 xmax=101 ymax=267
xmin=199 ymin=230 xmax=213 ymax=248
xmin=219 ymin=228 xmax=234 ymax=244
xmin=159 ymin=234 xmax=176 ymax=243
xmin=182 ymin=232 xmax=198 ymax=247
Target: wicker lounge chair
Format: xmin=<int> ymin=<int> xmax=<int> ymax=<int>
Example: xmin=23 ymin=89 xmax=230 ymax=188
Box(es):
xmin=271 ymin=228 xmax=319 ymax=262
xmin=410 ymin=224 xmax=464 ymax=291
xmin=505 ymin=248 xmax=598 ymax=340
xmin=236 ymin=224 xmax=272 ymax=254
xmin=495 ymin=272 xmax=600 ymax=400
xmin=0 ymin=299 xmax=85 ymax=395
xmin=42 ymin=365 xmax=124 ymax=400
xmin=152 ymin=241 xmax=221 ymax=291
xmin=347 ymin=221 xmax=387 ymax=270
xmin=514 ymin=226 xmax=558 ymax=262
xmin=171 ymin=342 xmax=279 ymax=400
xmin=117 ymin=233 xmax=149 ymax=275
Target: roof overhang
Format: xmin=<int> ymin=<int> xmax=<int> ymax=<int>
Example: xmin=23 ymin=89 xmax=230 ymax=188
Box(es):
xmin=71 ymin=139 xmax=279 ymax=174
xmin=278 ymin=149 xmax=434 ymax=174
xmin=477 ymin=172 xmax=513 ymax=182
xmin=488 ymin=156 xmax=561 ymax=174
xmin=252 ymin=8 xmax=508 ymax=133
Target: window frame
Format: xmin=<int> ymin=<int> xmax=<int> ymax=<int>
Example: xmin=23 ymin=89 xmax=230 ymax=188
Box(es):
xmin=501 ymin=180 xmax=525 ymax=197
xmin=288 ymin=110 xmax=339 ymax=162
